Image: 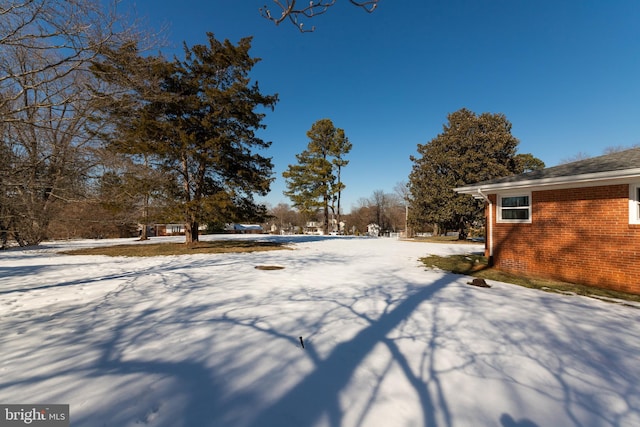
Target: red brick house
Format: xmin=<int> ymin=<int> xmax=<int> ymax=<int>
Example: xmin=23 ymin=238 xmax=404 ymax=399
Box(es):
xmin=455 ymin=147 xmax=640 ymax=295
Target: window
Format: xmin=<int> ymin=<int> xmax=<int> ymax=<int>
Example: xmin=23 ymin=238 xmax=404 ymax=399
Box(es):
xmin=630 ymin=184 xmax=640 ymax=224
xmin=498 ymin=193 xmax=531 ymax=223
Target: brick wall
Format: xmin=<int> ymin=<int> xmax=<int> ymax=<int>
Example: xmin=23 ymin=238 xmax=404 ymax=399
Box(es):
xmin=487 ymin=184 xmax=640 ymax=295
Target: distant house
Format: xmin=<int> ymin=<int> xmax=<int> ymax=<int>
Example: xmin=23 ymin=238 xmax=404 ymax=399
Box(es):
xmin=367 ymin=223 xmax=381 ymax=237
xmin=147 ymin=223 xmax=206 ymax=236
xmin=455 ymin=148 xmax=640 ymax=295
xmin=225 ymin=223 xmax=264 ymax=234
xmin=155 ymin=224 xmax=186 ymax=236
xmin=302 ymin=219 xmax=347 ymax=235
xmin=304 ymin=221 xmax=324 ymax=235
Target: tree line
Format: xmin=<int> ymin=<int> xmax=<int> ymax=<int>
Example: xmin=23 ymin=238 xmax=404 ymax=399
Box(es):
xmin=0 ymin=1 xmax=281 ymax=247
xmin=267 ymin=186 xmax=407 ymax=236
xmin=1 ymin=0 xmax=547 ymax=247
xmin=1 ymin=0 xmax=367 ymax=248
xmin=1 ymin=0 xmax=140 ymax=247
xmin=277 ymin=108 xmax=546 ymax=240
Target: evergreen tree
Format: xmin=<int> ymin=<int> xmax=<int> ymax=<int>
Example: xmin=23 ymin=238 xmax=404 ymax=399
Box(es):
xmin=330 ymin=128 xmax=351 ymax=231
xmin=408 ymin=108 xmax=544 ymax=239
xmin=283 ymin=119 xmax=351 ymax=234
xmin=93 ymin=33 xmax=278 ymax=243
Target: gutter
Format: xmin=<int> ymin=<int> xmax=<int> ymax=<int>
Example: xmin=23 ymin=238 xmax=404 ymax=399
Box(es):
xmin=455 ymin=167 xmax=640 ymax=194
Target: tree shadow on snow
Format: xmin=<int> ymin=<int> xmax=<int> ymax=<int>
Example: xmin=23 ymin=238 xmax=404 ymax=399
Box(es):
xmin=240 ymin=274 xmax=456 ymax=427
xmin=500 ymin=414 xmax=539 ymax=427
xmin=4 ymin=242 xmax=638 ymax=427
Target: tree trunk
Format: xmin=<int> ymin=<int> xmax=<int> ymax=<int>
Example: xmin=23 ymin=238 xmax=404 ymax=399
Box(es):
xmin=323 ymin=195 xmax=329 ymax=235
xmin=336 ymin=166 xmax=342 ymax=234
xmin=181 ymin=155 xmax=199 ymax=244
xmin=139 ymin=193 xmax=149 ymax=240
xmin=0 ymin=223 xmax=7 ymax=249
xmin=140 ymin=225 xmax=149 ymax=241
xmin=458 ymin=220 xmax=468 ymax=240
xmin=336 ymin=197 xmax=341 ymax=234
xmin=185 ymin=219 xmax=199 ymax=243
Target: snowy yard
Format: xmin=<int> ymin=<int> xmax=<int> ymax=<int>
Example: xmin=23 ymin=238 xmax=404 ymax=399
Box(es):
xmin=1 ymin=235 xmax=639 ymax=427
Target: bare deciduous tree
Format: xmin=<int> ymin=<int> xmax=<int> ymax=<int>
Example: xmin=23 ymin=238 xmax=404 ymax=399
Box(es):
xmin=0 ymin=0 xmax=142 ymax=114
xmin=0 ymin=0 xmax=147 ymax=246
xmin=2 ymin=58 xmax=113 ymax=245
xmin=260 ymin=0 xmax=381 ymax=32
xmin=268 ymin=203 xmax=303 ymax=233
xmin=347 ymin=190 xmax=405 ymax=236
xmin=394 ymin=181 xmax=411 ymax=237
xmin=370 ymin=190 xmax=404 ymax=233
xmin=558 ymin=152 xmax=591 ymax=165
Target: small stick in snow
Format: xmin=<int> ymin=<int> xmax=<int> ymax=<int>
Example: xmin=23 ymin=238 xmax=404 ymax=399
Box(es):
xmin=299 ymin=336 xmax=305 ymax=349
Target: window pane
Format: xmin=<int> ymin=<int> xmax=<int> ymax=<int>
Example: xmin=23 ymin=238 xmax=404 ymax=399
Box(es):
xmin=502 ymin=196 xmax=529 ymax=208
xmin=502 ymin=209 xmax=529 ymax=220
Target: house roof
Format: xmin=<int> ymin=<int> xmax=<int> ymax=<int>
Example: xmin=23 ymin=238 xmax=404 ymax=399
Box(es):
xmin=456 ymin=147 xmax=640 ymax=196
xmin=234 ymin=224 xmax=263 ymax=230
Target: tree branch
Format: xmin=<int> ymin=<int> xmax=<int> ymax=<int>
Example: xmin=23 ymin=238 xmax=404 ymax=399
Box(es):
xmin=260 ymin=0 xmax=380 ymax=32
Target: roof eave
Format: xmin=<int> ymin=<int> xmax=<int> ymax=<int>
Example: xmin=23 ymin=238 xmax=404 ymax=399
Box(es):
xmin=455 ymin=167 xmax=640 ymax=195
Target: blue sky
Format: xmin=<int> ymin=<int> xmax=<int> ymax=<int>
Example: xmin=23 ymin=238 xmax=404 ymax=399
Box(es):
xmin=125 ymin=0 xmax=640 ymax=213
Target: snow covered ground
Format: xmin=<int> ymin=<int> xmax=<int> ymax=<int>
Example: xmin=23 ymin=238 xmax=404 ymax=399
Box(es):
xmin=1 ymin=235 xmax=639 ymax=427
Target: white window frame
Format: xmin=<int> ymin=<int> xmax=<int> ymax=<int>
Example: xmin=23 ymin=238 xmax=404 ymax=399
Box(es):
xmin=629 ymin=183 xmax=640 ymax=224
xmin=497 ymin=192 xmax=532 ymax=224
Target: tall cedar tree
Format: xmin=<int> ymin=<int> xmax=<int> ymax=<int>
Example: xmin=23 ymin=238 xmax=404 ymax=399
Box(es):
xmin=93 ymin=34 xmax=278 ymax=243
xmin=283 ymin=119 xmax=351 ymax=235
xmin=408 ymin=108 xmax=544 ymax=239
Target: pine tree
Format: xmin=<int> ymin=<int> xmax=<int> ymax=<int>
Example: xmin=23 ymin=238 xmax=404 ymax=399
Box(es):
xmin=93 ymin=33 xmax=278 ymax=243
xmin=330 ymin=128 xmax=351 ymax=231
xmin=408 ymin=108 xmax=544 ymax=239
xmin=283 ymin=119 xmax=351 ymax=235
